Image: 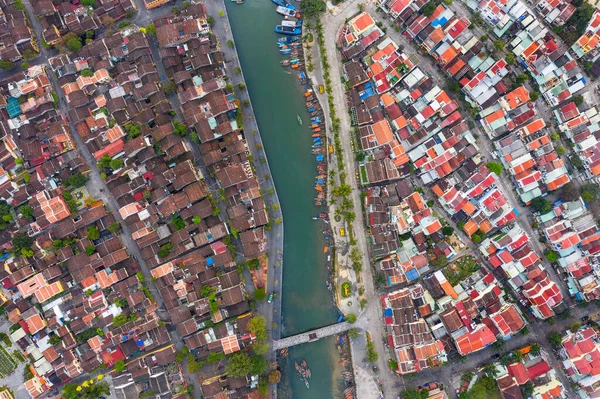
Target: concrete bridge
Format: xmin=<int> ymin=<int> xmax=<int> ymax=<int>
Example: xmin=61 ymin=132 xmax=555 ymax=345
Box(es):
xmin=273 ymin=322 xmax=353 ymax=350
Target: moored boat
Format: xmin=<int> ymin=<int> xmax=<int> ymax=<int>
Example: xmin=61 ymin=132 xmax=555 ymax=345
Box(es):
xmin=297 ymin=115 xmax=303 ymax=125
xmin=276 ymin=5 xmax=299 ymax=17
xmin=278 ymin=36 xmax=298 ymax=43
xmin=272 ymin=0 xmax=288 ymax=6
xmin=275 ymin=25 xmax=301 ymax=35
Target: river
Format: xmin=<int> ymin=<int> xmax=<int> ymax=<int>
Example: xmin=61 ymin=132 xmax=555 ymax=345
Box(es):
xmin=224 ymin=0 xmax=344 ymax=397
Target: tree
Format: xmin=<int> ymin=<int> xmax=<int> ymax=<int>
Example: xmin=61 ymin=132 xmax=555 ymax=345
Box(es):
xmin=65 ymin=173 xmax=88 ymax=188
xmin=560 ymin=182 xmax=580 ymax=202
xmin=0 ymin=60 xmax=12 ymax=71
xmin=62 ymin=381 xmax=110 ymax=399
xmin=344 ymin=212 xmax=356 ymax=223
xmin=548 ymin=331 xmax=563 ymax=348
xmin=531 ymin=196 xmax=552 ymax=214
xmin=573 ymin=95 xmax=584 ymax=105
xmin=193 ymin=216 xmax=201 ymax=224
xmin=530 ymin=91 xmax=540 ymax=101
xmin=400 ymin=388 xmax=428 ymax=399
xmin=65 ymin=36 xmax=82 ymax=53
xmin=218 ymin=9 xmax=224 ymax=17
xmin=108 ymin=222 xmax=120 ymax=233
xmin=268 ymin=370 xmax=281 ymax=384
xmin=505 ymin=53 xmax=516 ymax=65
xmin=249 ymin=315 xmax=267 ymax=342
xmin=109 ymin=158 xmax=124 ymax=170
xmin=85 ymin=246 xmax=95 ymax=256
xmin=251 ymin=355 xmax=268 ymax=375
xmin=146 ymin=24 xmax=156 ymax=35
xmin=556 ymin=146 xmax=566 ymax=156
xmin=12 ymin=233 xmax=33 ymax=256
xmin=237 ymin=82 xmax=246 ymax=91
xmin=366 ymin=340 xmax=378 ymax=363
xmin=207 ymin=15 xmax=215 ymax=27
xmin=346 ymin=313 xmax=357 ymax=323
xmin=80 ymin=68 xmax=94 ymax=77
xmin=20 ymin=205 xmax=33 ymax=220
xmin=348 ymin=328 xmax=359 ymax=339
xmin=442 ymin=226 xmax=454 ymax=236
xmin=82 ymin=0 xmax=95 ymax=7
xmin=544 ymin=250 xmax=558 ymax=263
xmin=226 ymin=353 xmax=254 ymax=377
xmin=493 ymin=40 xmax=505 ymax=51
xmin=87 ymin=225 xmax=100 ymax=241
xmin=483 ymin=363 xmax=499 ymax=378
xmin=172 ymin=121 xmax=188 ymax=137
xmin=227 ymin=39 xmax=235 ymax=48
xmin=114 ymin=360 xmax=125 ymax=372
xmin=486 ymin=162 xmax=503 ymax=175
xmin=570 ymin=321 xmax=582 ymax=332
xmin=530 ymin=343 xmax=541 ymax=356
xmin=23 ymin=173 xmax=30 ymax=183
xmin=161 ymin=80 xmax=176 ymax=94
xmin=421 ymin=1 xmax=436 ymax=16
xmin=429 ymin=254 xmax=448 ymax=269
xmin=254 ymin=288 xmax=266 ymax=301
xmin=581 ymin=184 xmax=600 ymax=203
xmin=301 ymin=0 xmax=326 ymax=18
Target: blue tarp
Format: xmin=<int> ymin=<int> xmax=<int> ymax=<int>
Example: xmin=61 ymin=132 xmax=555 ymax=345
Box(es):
xmin=406 ymin=268 xmax=419 ymax=281
xmin=359 ymin=87 xmax=375 ymax=101
xmin=316 ymin=155 xmax=324 ymax=161
xmin=206 ymin=257 xmax=214 ymax=266
xmin=384 ymin=308 xmax=393 ymax=317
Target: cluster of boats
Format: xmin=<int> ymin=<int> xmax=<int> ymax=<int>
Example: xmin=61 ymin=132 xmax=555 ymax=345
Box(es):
xmin=273 ymin=0 xmax=303 ymax=35
xmin=294 ymin=359 xmax=312 ymax=388
xmin=337 ymin=335 xmax=356 ymax=399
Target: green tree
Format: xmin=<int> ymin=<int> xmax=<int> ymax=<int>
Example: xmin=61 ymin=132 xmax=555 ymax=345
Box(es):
xmin=254 ymin=288 xmax=266 ymax=301
xmin=65 ymin=173 xmax=88 ymax=188
xmin=548 ymin=331 xmax=563 ymax=348
xmin=530 ymin=91 xmax=540 ymax=101
xmin=346 ymin=313 xmax=357 ymax=323
xmin=248 ymin=315 xmax=267 ymax=342
xmin=85 ymin=246 xmax=95 ymax=256
xmin=0 ymin=60 xmax=12 ymax=71
xmin=20 ymin=205 xmax=33 ymax=220
xmin=505 ymin=53 xmax=516 ymax=65
xmin=108 ymin=222 xmax=121 ymax=233
xmin=483 ymin=363 xmax=499 ymax=378
xmin=87 ymin=225 xmax=100 ymax=241
xmin=493 ymin=40 xmax=505 ymax=50
xmin=544 ymin=250 xmax=558 ymax=263
xmin=556 ymin=146 xmax=566 ymax=156
xmin=146 ymin=24 xmax=156 ymax=35
xmin=530 ymin=343 xmax=541 ymax=356
xmin=109 ymin=158 xmax=124 ymax=170
xmin=114 ymin=360 xmax=126 ymax=372
xmin=442 ymin=226 xmax=454 ymax=236
xmin=531 ymin=196 xmax=552 ymax=214
xmin=570 ymin=321 xmax=582 ymax=332
xmin=421 ymin=1 xmax=436 ymax=16
xmin=80 ymin=69 xmax=94 ymax=77
xmin=486 ymin=162 xmax=503 ymax=175
xmin=12 ymin=233 xmax=33 ymax=256
xmin=66 ymin=36 xmax=82 ymax=53
xmin=226 ymin=353 xmax=254 ymax=377
xmin=207 ymin=16 xmax=215 ymax=27
xmin=560 ymin=182 xmax=580 ymax=202
xmin=399 ymin=388 xmax=428 ymax=399
xmin=366 ymin=340 xmax=378 ymax=363
xmin=301 ymin=0 xmax=326 ymax=18
xmin=82 ymin=0 xmax=95 ymax=7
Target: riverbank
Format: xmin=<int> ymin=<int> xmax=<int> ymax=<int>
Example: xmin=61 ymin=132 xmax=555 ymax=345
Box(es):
xmin=223 ymin=0 xmax=344 ymax=397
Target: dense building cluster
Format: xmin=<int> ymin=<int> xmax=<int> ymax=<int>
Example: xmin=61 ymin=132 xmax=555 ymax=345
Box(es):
xmin=0 ymin=3 xmax=271 ymax=398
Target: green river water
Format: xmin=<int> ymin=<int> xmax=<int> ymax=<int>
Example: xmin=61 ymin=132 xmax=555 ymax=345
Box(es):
xmin=224 ymin=1 xmax=344 ymax=397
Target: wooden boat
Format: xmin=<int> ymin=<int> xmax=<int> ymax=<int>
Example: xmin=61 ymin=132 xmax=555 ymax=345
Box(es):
xmin=280 ymin=60 xmax=290 ymax=66
xmin=297 ymin=115 xmax=302 ymax=125
xmin=313 ymin=128 xmax=321 ymax=132
xmin=295 ymin=361 xmax=301 ymax=373
xmin=278 ymin=36 xmax=298 ymax=44
xmin=312 ymin=133 xmax=320 ymax=138
xmin=272 ymin=0 xmax=288 ymax=7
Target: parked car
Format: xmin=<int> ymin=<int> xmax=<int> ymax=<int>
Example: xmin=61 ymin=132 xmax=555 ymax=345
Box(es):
xmin=268 ymin=292 xmax=274 ymax=303
xmin=492 ymin=354 xmax=500 ymax=360
xmin=582 ymin=315 xmax=590 ymax=322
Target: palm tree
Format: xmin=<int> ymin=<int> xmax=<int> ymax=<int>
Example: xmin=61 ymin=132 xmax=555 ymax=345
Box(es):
xmin=304 ymin=20 xmax=313 ymax=31
xmin=357 ymin=3 xmax=365 ymax=12
xmin=483 ymin=363 xmax=499 ymax=378
xmin=530 ymin=343 xmax=542 ymax=356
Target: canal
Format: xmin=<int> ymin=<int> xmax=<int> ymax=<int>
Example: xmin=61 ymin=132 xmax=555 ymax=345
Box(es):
xmin=224 ymin=0 xmax=343 ymax=397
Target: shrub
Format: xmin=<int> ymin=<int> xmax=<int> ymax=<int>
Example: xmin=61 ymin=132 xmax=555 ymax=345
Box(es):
xmin=254 ymin=288 xmax=266 ymax=301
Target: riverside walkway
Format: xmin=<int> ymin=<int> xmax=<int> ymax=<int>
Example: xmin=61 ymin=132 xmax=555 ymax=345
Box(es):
xmin=273 ymin=322 xmax=353 ymax=350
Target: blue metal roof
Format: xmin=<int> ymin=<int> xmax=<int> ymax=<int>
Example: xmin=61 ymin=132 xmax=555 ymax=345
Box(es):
xmin=6 ymin=97 xmax=21 ymax=119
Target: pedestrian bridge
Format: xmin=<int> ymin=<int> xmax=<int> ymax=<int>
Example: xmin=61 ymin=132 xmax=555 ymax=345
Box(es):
xmin=273 ymin=322 xmax=353 ymax=350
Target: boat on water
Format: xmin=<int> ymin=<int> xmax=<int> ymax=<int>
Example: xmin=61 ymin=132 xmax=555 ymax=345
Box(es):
xmin=281 ymin=20 xmax=298 ymax=27
xmin=272 ymin=0 xmax=288 ymax=6
xmin=278 ymin=36 xmax=298 ymax=43
xmin=280 ymin=49 xmax=291 ymax=54
xmin=276 ymin=5 xmax=299 ymax=17
xmin=312 ymin=216 xmax=319 ymax=220
xmin=297 ymin=115 xmax=302 ymax=125
xmin=275 ymin=25 xmax=301 ymax=35
xmin=312 ymin=133 xmax=320 ymax=138
xmin=304 ymin=378 xmax=310 ymax=388
xmin=280 ymin=60 xmax=290 ymax=66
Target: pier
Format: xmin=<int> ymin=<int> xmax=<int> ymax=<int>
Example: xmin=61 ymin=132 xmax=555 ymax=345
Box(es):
xmin=273 ymin=322 xmax=353 ymax=350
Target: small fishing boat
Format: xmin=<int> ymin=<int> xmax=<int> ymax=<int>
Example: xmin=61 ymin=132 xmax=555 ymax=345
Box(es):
xmin=304 ymin=379 xmax=309 ymax=389
xmin=306 ymin=368 xmax=311 ymax=378
xmin=275 ymin=25 xmax=301 ymax=35
xmin=312 ymin=133 xmax=320 ymax=138
xmin=278 ymin=36 xmax=298 ymax=43
xmin=272 ymin=0 xmax=288 ymax=7
xmin=313 ymin=127 xmax=321 ymax=132
xmin=276 ymin=5 xmax=299 ymax=17
xmin=280 ymin=49 xmax=291 ymax=54
xmin=312 ymin=216 xmax=318 ymax=220
xmin=297 ymin=115 xmax=303 ymax=125
xmin=281 ymin=20 xmax=298 ymax=27
xmin=318 ymin=213 xmax=327 ymax=219
xmin=280 ymin=60 xmax=290 ymax=66
xmin=295 ymin=361 xmax=302 ymax=373
xmin=323 ymin=246 xmax=328 ymax=253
